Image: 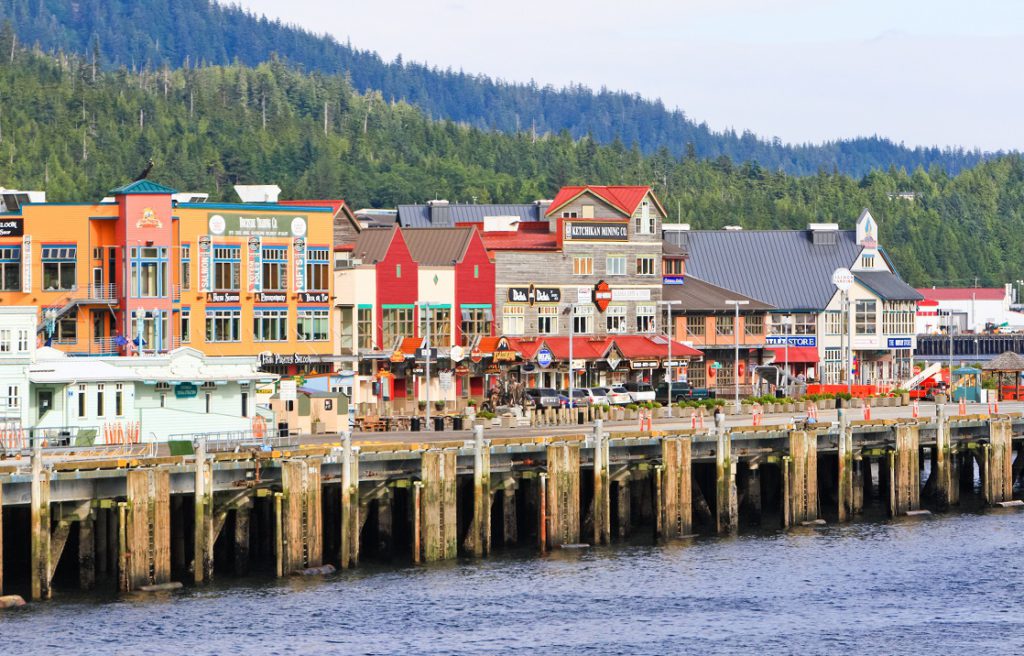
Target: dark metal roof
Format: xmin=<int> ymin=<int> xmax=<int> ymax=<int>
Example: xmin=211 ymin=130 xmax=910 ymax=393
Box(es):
xmin=662 ymin=276 xmax=775 ymax=312
xmin=396 ymin=204 xmax=544 ymax=227
xmin=667 ymin=229 xmax=863 ymax=310
xmin=402 ymin=228 xmax=474 ymax=266
xmin=662 ymin=240 xmax=687 ymax=257
xmin=854 ymin=271 xmax=923 ymax=301
xmin=351 ymin=227 xmax=396 ymax=263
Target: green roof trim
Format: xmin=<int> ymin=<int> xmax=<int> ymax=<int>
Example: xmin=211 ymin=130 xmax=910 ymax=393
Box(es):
xmin=109 ymin=180 xmax=178 ymax=195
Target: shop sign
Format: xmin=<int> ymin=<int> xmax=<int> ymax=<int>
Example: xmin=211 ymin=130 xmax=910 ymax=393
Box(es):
xmin=606 ymin=352 xmax=622 ymax=370
xmin=492 ymin=336 xmax=518 ymax=362
xmin=198 ymin=235 xmax=212 ymax=292
xmin=412 ymin=366 xmax=424 ymax=374
xmin=208 ymin=212 xmax=308 ymax=238
xmin=293 ymin=237 xmax=307 ymax=292
xmin=279 ymin=380 xmax=297 ymax=402
xmin=255 ymin=292 xmax=287 ymax=303
xmin=611 ymin=288 xmax=651 ymax=301
xmin=207 ymin=291 xmax=240 ymax=303
xmin=485 ymin=364 xmax=501 ymax=374
xmin=454 ymin=364 xmax=471 ymax=376
xmin=137 ymin=207 xmax=162 ymax=229
xmin=259 ymin=353 xmax=321 ymax=365
xmin=416 ymin=347 xmax=438 ymax=360
xmin=663 ymin=360 xmax=688 ymax=368
xmin=439 ymin=371 xmax=453 ymax=391
xmin=564 ymin=220 xmax=628 ymax=241
xmin=832 ymin=267 xmax=854 ymax=291
xmin=21 ymin=235 xmax=31 ymax=292
xmin=470 ymin=349 xmax=484 ymax=363
xmin=536 ymin=346 xmax=554 ymax=368
xmin=300 ymin=292 xmax=329 ymax=304
xmin=390 ymin=349 xmax=406 ymax=363
xmin=450 ymin=345 xmax=466 ymax=362
xmin=766 ymin=335 xmax=817 ymax=347
xmin=887 ymin=337 xmax=912 ymax=349
xmin=174 ymin=382 xmax=198 ymax=399
xmin=630 ymin=359 xmax=660 ymax=370
xmin=0 ymin=218 xmax=23 ymax=237
xmin=521 ymin=363 xmax=537 ymax=373
xmin=663 ymin=275 xmax=685 ymax=285
xmin=576 ymin=287 xmax=591 ymax=304
xmin=508 ymin=285 xmax=562 ymax=305
xmin=247 ymin=236 xmax=262 ymax=292
xmin=593 ymin=280 xmax=612 ymax=312
xmin=711 ymin=361 xmax=723 ymax=370
xmin=852 ymin=336 xmax=877 ymax=349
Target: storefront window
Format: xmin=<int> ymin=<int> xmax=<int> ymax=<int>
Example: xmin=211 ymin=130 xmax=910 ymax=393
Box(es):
xmin=180 ymin=244 xmax=191 ymax=291
xmin=213 ymin=246 xmax=241 ymax=291
xmin=715 ymin=315 xmax=734 ymax=336
xmin=538 ymin=306 xmax=559 ymax=335
xmin=382 ymin=306 xmax=414 ymax=346
xmin=636 ymin=256 xmax=657 ymax=276
xmin=572 ymin=256 xmax=593 ymax=275
xmin=636 ymin=305 xmax=656 ymax=333
xmin=130 ymin=247 xmax=168 ymax=298
xmin=794 ymin=313 xmax=816 ymax=335
xmin=181 ymin=308 xmax=191 ymax=343
xmin=55 ymin=308 xmax=78 ymax=344
xmin=419 ymin=306 xmax=451 ymax=347
xmin=573 ymin=305 xmax=594 ymax=334
xmin=306 ymin=248 xmax=330 ymax=291
xmin=459 ymin=306 xmax=492 ymax=345
xmin=357 ymin=307 xmax=373 ymax=350
xmin=744 ymin=315 xmax=764 ymax=336
xmin=686 ymin=315 xmax=706 ymax=338
xmin=206 ymin=308 xmax=241 ymax=342
xmin=606 ymin=255 xmax=626 ymax=276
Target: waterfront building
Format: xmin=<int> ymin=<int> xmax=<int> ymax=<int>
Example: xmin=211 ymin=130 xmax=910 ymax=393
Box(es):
xmin=665 ymin=210 xmax=922 ymax=386
xmin=0 ymin=181 xmax=339 ymax=375
xmin=915 ymin=285 xmax=1021 ymax=334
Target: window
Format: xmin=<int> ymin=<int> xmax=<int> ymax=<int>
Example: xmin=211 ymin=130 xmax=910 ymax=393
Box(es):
xmin=396 ymin=264 xmax=402 ymax=278
xmin=213 ymin=245 xmax=241 ymax=291
xmin=770 ymin=315 xmax=792 ymax=335
xmin=132 ymin=310 xmax=168 ymax=352
xmin=180 ymin=244 xmax=191 ymax=291
xmin=636 ymin=256 xmax=657 ymax=276
xmin=42 ymin=245 xmax=77 ymax=291
xmin=306 ymin=248 xmax=329 ymax=291
xmin=824 ymin=347 xmax=843 ymax=384
xmin=606 ymin=255 xmax=626 ymax=276
xmin=78 ymin=384 xmax=87 ymax=418
xmin=744 ymin=315 xmax=764 ymax=336
xmin=5 ymin=384 xmax=18 ymax=410
xmin=794 ymin=313 xmax=816 ymax=335
xmin=825 ymin=311 xmax=848 ymax=335
xmin=418 ymin=306 xmax=451 ymax=347
xmin=581 ymin=204 xmax=594 ymax=218
xmin=56 ymin=308 xmax=78 ymax=344
xmin=254 ymin=308 xmax=288 ymax=341
xmin=357 ymin=307 xmax=373 ymax=350
xmin=262 ymin=246 xmax=288 ymax=291
xmin=573 ymin=305 xmax=594 ymax=334
xmin=561 ymin=211 xmax=578 ymax=218
xmin=663 ymin=259 xmax=684 ymax=275
xmin=715 ymin=315 xmax=734 ymax=336
xmin=130 ymin=246 xmax=168 ymax=298
xmin=115 ymin=384 xmax=123 ymax=416
xmin=606 ymin=305 xmax=628 ymax=333
xmin=17 ymin=329 xmax=28 ymax=352
xmin=181 ymin=308 xmax=191 ymax=343
xmin=636 ymin=305 xmax=656 ymax=333
xmin=0 ymin=329 xmax=9 ymax=353
xmin=474 ymin=265 xmax=479 ymax=279
xmin=460 ymin=307 xmax=493 ymax=345
xmin=855 ymin=300 xmax=877 ymax=335
xmin=205 ymin=393 xmax=211 ymax=414
xmin=382 ymin=307 xmax=415 ymax=345
xmin=572 ymin=256 xmax=593 ymax=275
xmin=883 ymin=303 xmax=915 ymax=335
xmin=206 ymin=308 xmax=241 ymax=342
xmin=297 ymin=309 xmax=329 ymax=341
xmin=503 ymin=305 xmax=526 ymax=335
xmin=538 ymin=306 xmax=559 ymax=335
xmin=0 ymin=246 xmax=20 ymax=290
xmin=96 ymin=384 xmax=104 ymax=417
xmin=634 ymin=200 xmax=654 ymax=235
xmin=862 ymin=254 xmax=875 ymax=268
xmin=686 ymin=315 xmax=706 ymax=338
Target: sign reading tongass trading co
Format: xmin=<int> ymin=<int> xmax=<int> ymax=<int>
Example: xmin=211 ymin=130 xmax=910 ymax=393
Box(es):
xmin=563 ymin=220 xmax=628 ymax=241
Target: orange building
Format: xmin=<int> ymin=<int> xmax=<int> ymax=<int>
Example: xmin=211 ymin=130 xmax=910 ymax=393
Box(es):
xmin=0 ymin=180 xmax=336 ymax=374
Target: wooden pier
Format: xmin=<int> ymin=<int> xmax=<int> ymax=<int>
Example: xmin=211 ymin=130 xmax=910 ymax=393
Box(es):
xmin=1 ymin=410 xmax=1023 ymax=602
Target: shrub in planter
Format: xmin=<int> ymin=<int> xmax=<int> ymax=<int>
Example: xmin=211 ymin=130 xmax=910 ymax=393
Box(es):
xmin=434 ymin=400 xmax=446 ymax=412
xmin=418 ymin=401 xmax=428 ymax=412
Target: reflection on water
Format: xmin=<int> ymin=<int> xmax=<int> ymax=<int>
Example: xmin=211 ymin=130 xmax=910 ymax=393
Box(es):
xmin=3 ymin=511 xmax=1024 ymax=655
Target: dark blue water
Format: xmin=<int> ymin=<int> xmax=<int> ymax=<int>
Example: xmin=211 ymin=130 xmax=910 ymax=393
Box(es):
xmin=3 ymin=511 xmax=1024 ymax=655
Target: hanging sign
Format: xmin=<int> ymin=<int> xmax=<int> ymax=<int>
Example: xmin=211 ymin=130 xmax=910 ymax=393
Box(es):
xmin=198 ymin=235 xmax=212 ymax=292
xmin=593 ymin=280 xmax=612 ymax=312
xmin=450 ymin=345 xmax=466 ymax=362
xmin=248 ymin=236 xmax=262 ymax=293
xmin=293 ymin=237 xmax=307 ymax=292
xmin=536 ymin=346 xmax=554 ymax=368
xmin=390 ymin=349 xmax=406 ymax=363
xmin=439 ymin=371 xmax=453 ymax=392
xmin=21 ymin=235 xmax=31 ymax=293
xmin=832 ymin=267 xmax=854 ymax=291
xmin=455 ymin=364 xmax=470 ymax=376
xmin=492 ymin=336 xmax=518 ymax=362
xmin=279 ymin=380 xmax=297 ymax=402
xmin=630 ymin=359 xmax=660 ymax=370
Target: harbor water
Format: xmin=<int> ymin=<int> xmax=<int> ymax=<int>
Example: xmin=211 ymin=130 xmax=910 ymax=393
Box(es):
xmin=2 ymin=510 xmax=1023 ymax=655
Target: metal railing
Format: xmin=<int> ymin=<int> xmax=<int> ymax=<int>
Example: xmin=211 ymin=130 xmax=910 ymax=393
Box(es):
xmin=167 ymin=429 xmax=308 ymax=453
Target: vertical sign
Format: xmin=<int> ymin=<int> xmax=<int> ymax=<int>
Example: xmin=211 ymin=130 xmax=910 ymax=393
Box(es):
xmin=293 ymin=236 xmax=306 ymax=292
xmin=21 ymin=235 xmax=31 ymax=293
xmin=198 ymin=235 xmax=212 ymax=292
xmin=247 ymin=236 xmax=262 ymax=293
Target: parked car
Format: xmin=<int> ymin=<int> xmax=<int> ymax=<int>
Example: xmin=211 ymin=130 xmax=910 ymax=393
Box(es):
xmin=622 ymin=382 xmax=656 ymax=402
xmin=524 ymin=387 xmax=561 ymax=408
xmin=655 ymin=382 xmax=711 ymax=404
xmin=581 ymin=387 xmax=609 ymax=405
xmin=556 ymin=389 xmax=591 ymax=407
xmin=604 ymin=386 xmax=634 ymax=405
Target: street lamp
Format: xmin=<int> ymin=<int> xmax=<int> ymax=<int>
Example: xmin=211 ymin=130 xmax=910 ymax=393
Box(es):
xmin=725 ymin=300 xmax=749 ymax=411
xmin=562 ymin=302 xmax=578 ymax=410
xmin=658 ymin=300 xmax=681 ymax=404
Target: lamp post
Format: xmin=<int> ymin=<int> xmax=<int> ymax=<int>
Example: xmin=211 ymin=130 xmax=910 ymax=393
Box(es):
xmin=725 ymin=300 xmax=749 ymax=412
xmin=416 ymin=301 xmax=433 ymax=431
xmin=562 ymin=303 xmax=577 ymax=411
xmin=658 ymin=300 xmax=681 ymax=404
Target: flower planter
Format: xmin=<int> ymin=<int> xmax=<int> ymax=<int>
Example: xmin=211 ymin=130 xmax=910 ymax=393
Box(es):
xmin=785 ymin=403 xmax=796 ymax=413
xmin=626 ymin=410 xmax=638 ymax=421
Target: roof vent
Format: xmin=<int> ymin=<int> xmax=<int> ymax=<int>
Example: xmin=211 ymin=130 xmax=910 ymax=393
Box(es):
xmin=808 ymin=223 xmax=839 ymax=231
xmin=810 ymin=223 xmax=839 ymax=246
xmin=662 ymin=223 xmax=690 ymax=232
xmin=723 ymin=225 xmax=743 ymax=231
xmin=483 ymin=216 xmax=521 ymax=232
xmin=234 ymin=185 xmax=281 ymax=203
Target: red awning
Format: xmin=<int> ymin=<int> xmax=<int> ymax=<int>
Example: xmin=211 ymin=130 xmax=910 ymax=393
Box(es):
xmin=773 ymin=346 xmax=819 ymax=363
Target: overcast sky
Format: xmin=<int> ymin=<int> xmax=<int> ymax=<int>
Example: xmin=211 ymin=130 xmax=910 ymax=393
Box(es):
xmin=235 ymin=0 xmax=1024 ymax=151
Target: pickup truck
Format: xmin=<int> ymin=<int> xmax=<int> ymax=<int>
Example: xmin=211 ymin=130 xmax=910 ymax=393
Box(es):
xmin=655 ymin=382 xmax=712 ymax=404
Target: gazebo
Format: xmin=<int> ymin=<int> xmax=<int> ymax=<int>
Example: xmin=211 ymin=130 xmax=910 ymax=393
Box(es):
xmin=981 ymin=351 xmax=1024 ymax=401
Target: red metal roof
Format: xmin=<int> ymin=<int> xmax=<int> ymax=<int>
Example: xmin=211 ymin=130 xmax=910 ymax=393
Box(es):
xmin=547 ymin=185 xmax=660 ymax=218
xmin=507 ymin=335 xmax=702 ymax=361
xmin=611 ymin=335 xmax=703 ymax=359
xmin=916 ymin=287 xmax=1006 ymax=301
xmin=480 ymin=231 xmax=559 ymax=252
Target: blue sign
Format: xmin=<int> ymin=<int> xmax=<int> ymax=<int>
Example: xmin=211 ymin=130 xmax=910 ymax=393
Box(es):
xmin=536 ymin=347 xmax=554 ymax=368
xmin=663 ymin=275 xmax=686 ymax=285
xmin=766 ymin=335 xmax=817 ymax=347
xmin=175 ymin=382 xmax=198 ymax=399
xmin=887 ymin=337 xmax=912 ymax=349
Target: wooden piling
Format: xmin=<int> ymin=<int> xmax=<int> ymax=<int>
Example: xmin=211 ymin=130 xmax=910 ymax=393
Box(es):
xmin=984 ymin=419 xmax=1014 ymax=504
xmin=30 ymin=441 xmax=51 ymax=600
xmin=193 ymin=438 xmax=213 ymax=584
xmin=0 ymin=481 xmax=3 ymax=595
xmin=421 ymin=450 xmax=458 ymax=561
xmin=891 ymin=424 xmax=921 ymax=515
xmin=124 ymin=469 xmax=171 ymax=591
xmin=412 ymin=481 xmax=423 ymax=564
xmin=117 ymin=502 xmax=128 ymax=592
xmin=741 ymin=463 xmax=762 ymax=525
xmin=280 ymin=459 xmax=323 ymax=573
xmin=234 ymin=506 xmax=251 ymax=575
xmin=546 ymin=443 xmax=581 ymax=548
xmin=538 ymin=474 xmax=547 ymax=554
xmin=932 ymin=404 xmax=953 ymax=510
xmin=788 ymin=430 xmax=819 ymax=525
xmin=273 ymin=492 xmax=284 ymax=577
xmin=339 ymin=435 xmax=360 ymax=569
xmin=78 ymin=515 xmax=96 ymax=590
xmin=592 ymin=422 xmax=610 ymax=546
xmin=502 ymin=478 xmax=518 ymax=545
xmin=661 ymin=437 xmax=693 ymax=539
xmin=715 ymin=422 xmax=737 ymax=534
xmin=470 ymin=426 xmax=492 ymax=557
xmin=837 ymin=409 xmax=853 ymax=522
xmin=780 ymin=456 xmax=791 ymax=529
xmin=614 ymin=472 xmax=631 ymax=538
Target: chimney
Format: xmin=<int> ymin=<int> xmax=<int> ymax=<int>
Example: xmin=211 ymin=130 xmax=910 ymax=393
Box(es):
xmin=428 ymin=199 xmax=451 ymax=226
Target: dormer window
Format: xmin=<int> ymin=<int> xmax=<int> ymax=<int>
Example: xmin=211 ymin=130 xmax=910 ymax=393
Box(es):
xmin=862 ymin=254 xmax=875 ymax=268
xmin=634 ymin=201 xmax=654 ymax=235
xmin=561 ymin=211 xmax=578 ymax=218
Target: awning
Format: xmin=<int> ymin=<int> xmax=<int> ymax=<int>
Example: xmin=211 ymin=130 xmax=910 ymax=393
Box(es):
xmin=772 ymin=346 xmax=819 ymax=364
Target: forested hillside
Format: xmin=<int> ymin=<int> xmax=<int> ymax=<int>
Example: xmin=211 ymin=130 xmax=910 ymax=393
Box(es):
xmin=0 ymin=0 xmax=996 ymax=177
xmin=0 ymin=41 xmax=1020 ymax=287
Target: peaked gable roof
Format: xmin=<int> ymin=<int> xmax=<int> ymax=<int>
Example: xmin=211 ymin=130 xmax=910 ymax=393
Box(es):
xmin=854 ymin=271 xmax=923 ymax=301
xmin=402 ymin=227 xmax=475 ymax=266
xmin=109 ymin=180 xmax=178 ymax=195
xmin=350 ymin=226 xmax=398 ymax=263
xmin=547 ymin=185 xmax=665 ymax=218
xmin=661 ymin=275 xmax=775 ymax=311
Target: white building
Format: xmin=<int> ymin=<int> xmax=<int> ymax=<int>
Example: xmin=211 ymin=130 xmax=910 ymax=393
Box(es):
xmin=915 ymin=285 xmax=1021 ymax=334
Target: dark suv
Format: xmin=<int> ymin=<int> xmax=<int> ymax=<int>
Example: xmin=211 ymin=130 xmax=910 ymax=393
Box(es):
xmin=524 ymin=387 xmax=561 ymax=408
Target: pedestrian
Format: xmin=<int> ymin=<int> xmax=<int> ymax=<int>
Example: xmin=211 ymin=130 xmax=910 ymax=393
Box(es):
xmin=713 ymin=405 xmax=723 ymax=424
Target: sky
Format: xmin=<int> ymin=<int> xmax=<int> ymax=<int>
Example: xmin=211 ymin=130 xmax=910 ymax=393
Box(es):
xmin=235 ymin=0 xmax=1024 ymax=151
